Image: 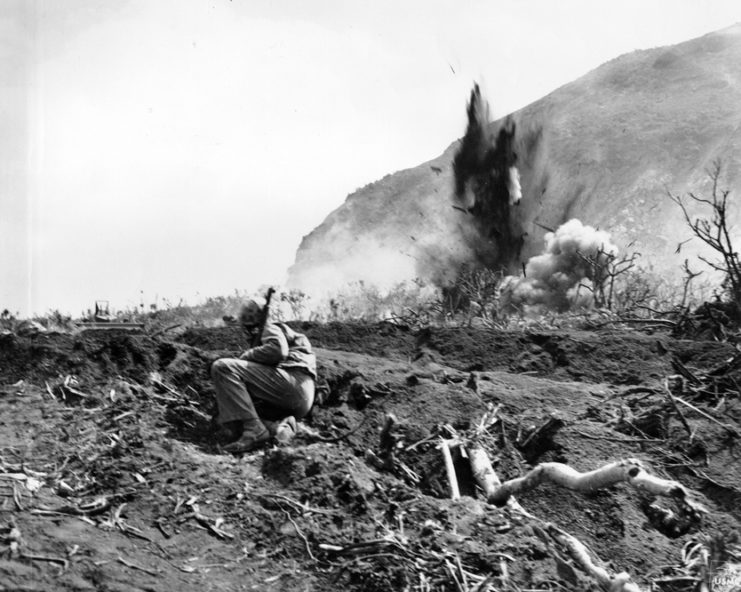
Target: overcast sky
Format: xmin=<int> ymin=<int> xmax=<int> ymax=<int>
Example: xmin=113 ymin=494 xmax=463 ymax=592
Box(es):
xmin=2 ymin=0 xmax=741 ymax=316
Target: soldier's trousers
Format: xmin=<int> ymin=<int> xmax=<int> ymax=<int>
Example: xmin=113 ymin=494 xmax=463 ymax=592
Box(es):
xmin=211 ymin=358 xmax=314 ymax=424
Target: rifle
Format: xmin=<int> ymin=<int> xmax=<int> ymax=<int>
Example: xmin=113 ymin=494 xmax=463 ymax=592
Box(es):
xmin=251 ymin=287 xmax=276 ymax=347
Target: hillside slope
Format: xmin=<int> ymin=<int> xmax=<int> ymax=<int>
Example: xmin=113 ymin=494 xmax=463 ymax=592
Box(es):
xmin=288 ymin=24 xmax=741 ymax=294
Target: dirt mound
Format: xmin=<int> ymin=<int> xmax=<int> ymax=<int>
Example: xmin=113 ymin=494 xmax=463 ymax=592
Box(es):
xmin=0 ymin=331 xmax=160 ymax=384
xmin=1 ymin=323 xmax=740 ymax=591
xmin=179 ymin=321 xmax=418 ymax=361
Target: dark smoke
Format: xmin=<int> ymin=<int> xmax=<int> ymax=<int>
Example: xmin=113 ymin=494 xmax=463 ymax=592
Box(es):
xmin=452 ymin=84 xmax=525 ymax=274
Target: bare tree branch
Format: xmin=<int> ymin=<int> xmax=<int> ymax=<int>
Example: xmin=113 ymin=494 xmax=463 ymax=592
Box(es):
xmin=669 ymin=162 xmax=741 ymax=308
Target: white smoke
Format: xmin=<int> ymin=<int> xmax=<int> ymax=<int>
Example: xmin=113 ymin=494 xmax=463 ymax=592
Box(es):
xmin=504 ymin=218 xmax=618 ymax=312
xmin=508 ymin=166 xmax=522 ymax=205
xmin=288 ymin=240 xmax=417 ymax=298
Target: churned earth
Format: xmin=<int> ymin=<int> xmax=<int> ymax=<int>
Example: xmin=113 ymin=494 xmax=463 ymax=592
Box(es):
xmin=0 ymin=321 xmax=739 ymax=591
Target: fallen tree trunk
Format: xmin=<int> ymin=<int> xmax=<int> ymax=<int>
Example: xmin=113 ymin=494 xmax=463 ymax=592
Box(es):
xmin=480 ymin=456 xmax=702 ymax=519
xmin=465 ymin=445 xmax=703 ymax=592
xmin=467 ymin=445 xmax=529 ymax=515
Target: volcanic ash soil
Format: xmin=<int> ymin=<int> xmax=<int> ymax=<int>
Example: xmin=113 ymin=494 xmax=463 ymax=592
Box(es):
xmin=0 ymin=322 xmax=739 ymax=591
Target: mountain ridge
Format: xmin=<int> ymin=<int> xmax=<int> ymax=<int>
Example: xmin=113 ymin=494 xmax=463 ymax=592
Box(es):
xmin=288 ymin=24 xmax=741 ymax=295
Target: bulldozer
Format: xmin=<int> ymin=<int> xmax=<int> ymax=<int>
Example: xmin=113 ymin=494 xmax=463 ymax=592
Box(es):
xmin=76 ymin=300 xmax=145 ymax=331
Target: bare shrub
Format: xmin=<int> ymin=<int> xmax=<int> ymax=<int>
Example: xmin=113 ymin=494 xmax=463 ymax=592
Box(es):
xmin=669 ymin=161 xmax=741 ymax=312
xmin=36 ymin=309 xmax=75 ymax=332
xmin=318 ymin=280 xmax=440 ymax=324
xmin=0 ymin=309 xmax=16 ymax=331
xmin=279 ymin=290 xmax=308 ymax=321
xmin=609 ymin=267 xmax=656 ymax=314
xmin=577 ymin=246 xmax=641 ymax=310
xmin=450 ymin=264 xmax=504 ymax=325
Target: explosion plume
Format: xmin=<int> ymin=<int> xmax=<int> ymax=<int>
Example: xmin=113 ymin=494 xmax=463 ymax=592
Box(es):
xmin=505 ymin=218 xmax=619 ymax=312
xmin=452 ymin=84 xmax=525 ymax=272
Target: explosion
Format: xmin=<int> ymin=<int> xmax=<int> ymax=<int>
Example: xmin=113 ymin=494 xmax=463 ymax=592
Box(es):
xmin=287 ymin=84 xmax=536 ymax=305
xmin=504 ymin=218 xmax=619 ymax=312
xmin=452 ymin=83 xmax=525 ymax=272
xmin=450 ymin=88 xmax=620 ymax=314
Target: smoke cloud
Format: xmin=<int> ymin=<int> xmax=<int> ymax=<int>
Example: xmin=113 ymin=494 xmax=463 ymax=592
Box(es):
xmin=504 ymin=218 xmax=618 ymax=312
xmin=452 ymin=84 xmax=525 ymax=273
xmin=287 ymin=84 xmax=534 ymax=301
xmin=288 ymin=236 xmax=417 ymax=297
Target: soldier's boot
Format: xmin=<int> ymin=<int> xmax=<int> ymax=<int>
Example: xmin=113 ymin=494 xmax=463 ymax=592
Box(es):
xmin=223 ymin=419 xmax=270 ymax=453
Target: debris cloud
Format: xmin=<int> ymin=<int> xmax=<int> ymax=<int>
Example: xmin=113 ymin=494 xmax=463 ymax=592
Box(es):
xmin=504 ymin=218 xmax=619 ymax=312
xmin=452 ymin=83 xmax=525 ymax=272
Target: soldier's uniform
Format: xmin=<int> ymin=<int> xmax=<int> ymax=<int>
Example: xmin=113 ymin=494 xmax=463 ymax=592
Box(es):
xmin=211 ymin=303 xmax=316 ymax=452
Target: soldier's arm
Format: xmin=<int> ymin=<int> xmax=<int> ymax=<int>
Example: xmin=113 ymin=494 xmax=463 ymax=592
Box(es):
xmin=240 ymin=323 xmax=288 ymax=364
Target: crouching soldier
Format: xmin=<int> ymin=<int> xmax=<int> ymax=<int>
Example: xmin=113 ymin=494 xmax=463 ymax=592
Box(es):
xmin=211 ymin=299 xmax=316 ymax=453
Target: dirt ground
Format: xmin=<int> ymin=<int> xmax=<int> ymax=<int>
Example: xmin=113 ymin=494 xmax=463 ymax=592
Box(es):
xmin=0 ymin=321 xmax=740 ymax=591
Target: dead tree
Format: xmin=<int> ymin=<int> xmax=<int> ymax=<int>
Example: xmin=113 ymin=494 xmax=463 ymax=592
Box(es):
xmin=577 ymin=246 xmax=641 ymax=310
xmin=669 ymin=161 xmax=741 ymax=310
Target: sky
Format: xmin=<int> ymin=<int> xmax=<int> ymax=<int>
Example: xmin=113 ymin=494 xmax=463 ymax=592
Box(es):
xmin=2 ymin=0 xmax=741 ymax=316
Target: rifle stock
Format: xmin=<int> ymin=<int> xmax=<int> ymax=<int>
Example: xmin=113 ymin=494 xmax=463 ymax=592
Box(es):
xmin=251 ymin=287 xmax=276 ymax=347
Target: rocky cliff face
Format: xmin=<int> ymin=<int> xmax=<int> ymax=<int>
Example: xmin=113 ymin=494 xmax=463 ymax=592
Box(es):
xmin=288 ymin=24 xmax=741 ymax=295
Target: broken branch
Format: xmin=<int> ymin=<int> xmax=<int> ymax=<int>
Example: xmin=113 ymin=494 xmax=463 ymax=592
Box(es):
xmin=665 ymin=379 xmax=739 ymax=437
xmin=117 ymin=555 xmax=159 ymax=576
xmin=440 ymin=439 xmax=460 ymax=500
xmin=545 ymin=524 xmax=642 ymax=592
xmin=20 ymin=552 xmax=69 ymax=572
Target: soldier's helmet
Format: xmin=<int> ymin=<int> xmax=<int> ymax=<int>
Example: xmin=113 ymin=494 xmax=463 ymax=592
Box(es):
xmin=239 ymin=299 xmax=265 ymax=329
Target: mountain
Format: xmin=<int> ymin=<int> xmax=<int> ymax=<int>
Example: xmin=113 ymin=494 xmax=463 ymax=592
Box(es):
xmin=287 ymin=24 xmax=741 ymax=295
